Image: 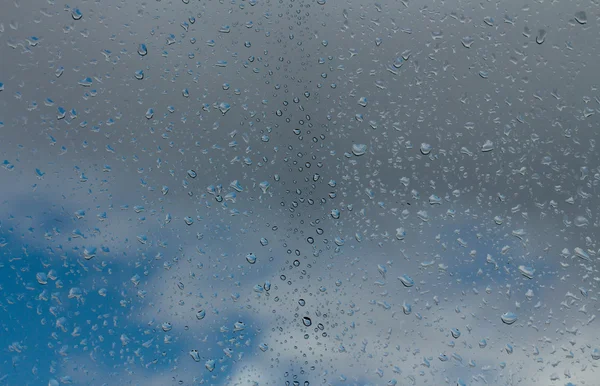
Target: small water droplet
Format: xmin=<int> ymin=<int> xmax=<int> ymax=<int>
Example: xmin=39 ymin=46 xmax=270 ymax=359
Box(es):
xmin=302 ymin=316 xmax=312 ymax=327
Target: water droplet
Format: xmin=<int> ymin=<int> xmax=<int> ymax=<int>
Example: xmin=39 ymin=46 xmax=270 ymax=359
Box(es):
xmin=461 ymin=36 xmax=474 ymax=48
xmin=78 ymin=77 xmax=92 ymax=87
xmin=574 ymin=247 xmax=591 ymax=261
xmin=518 ymin=265 xmax=534 ymax=279
xmin=302 ymin=316 xmax=312 ymax=327
xmin=396 ymin=228 xmax=406 ymax=240
xmin=592 ymin=348 xmax=600 ymax=360
xmin=398 ymin=274 xmax=414 ymax=287
xmin=189 ymin=350 xmax=200 ymax=362
xmin=246 ymin=253 xmax=257 ymax=264
xmin=420 ymin=143 xmax=432 ymax=155
xmin=450 ymin=328 xmax=461 ymax=339
xmin=134 ymin=70 xmax=144 ymax=80
xmin=575 ymin=11 xmax=587 ymax=25
xmin=501 ymin=312 xmax=518 ymax=325
xmin=429 ymin=195 xmax=442 ymax=205
xmin=205 ymin=359 xmax=216 ymax=372
xmin=145 ymin=108 xmax=154 ymax=119
xmin=196 ymin=309 xmax=206 ymax=320
xmin=574 ymin=216 xmax=589 ymax=227
xmin=402 ymin=302 xmax=412 ymax=315
xmin=357 ymin=96 xmax=368 ymax=107
xmin=536 ymin=29 xmax=547 ymax=44
xmin=71 ymin=8 xmax=83 ymax=20
xmin=161 ymin=322 xmax=172 ymax=332
xmin=218 ymin=102 xmax=231 ymax=115
xmin=351 ymin=143 xmax=367 ymax=156
xmin=481 ymin=140 xmax=494 ymax=152
xmin=259 ymin=181 xmax=271 ymax=193
xmin=36 ymin=272 xmax=48 ymax=285
xmin=138 ymin=43 xmax=148 ymax=56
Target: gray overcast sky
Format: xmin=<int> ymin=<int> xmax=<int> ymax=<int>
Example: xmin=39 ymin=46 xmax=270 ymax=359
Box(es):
xmin=1 ymin=0 xmax=599 ymax=385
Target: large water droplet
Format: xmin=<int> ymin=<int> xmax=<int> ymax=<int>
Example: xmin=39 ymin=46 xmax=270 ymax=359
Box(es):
xmin=351 ymin=143 xmax=367 ymax=156
xmin=205 ymin=359 xmax=215 ymax=372
xmin=461 ymin=36 xmax=474 ymax=48
xmin=218 ymin=102 xmax=231 ymax=115
xmin=501 ymin=312 xmax=518 ymax=325
xmin=71 ymin=8 xmax=83 ymax=20
xmin=398 ymin=274 xmax=414 ymax=287
xmin=518 ymin=265 xmax=534 ymax=279
xmin=536 ymin=29 xmax=547 ymax=44
xmin=189 ymin=350 xmax=200 ymax=362
xmin=481 ymin=140 xmax=494 ymax=152
xmin=420 ymin=143 xmax=432 ymax=155
xmin=246 ymin=253 xmax=257 ymax=264
xmin=138 ymin=43 xmax=148 ymax=56
xmin=574 ymin=11 xmax=587 ymax=25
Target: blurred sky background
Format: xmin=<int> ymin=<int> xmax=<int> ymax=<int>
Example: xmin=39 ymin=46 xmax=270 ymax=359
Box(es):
xmin=1 ymin=0 xmax=600 ymax=385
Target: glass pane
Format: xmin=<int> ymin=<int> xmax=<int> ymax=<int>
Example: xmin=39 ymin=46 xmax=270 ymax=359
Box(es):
xmin=1 ymin=1 xmax=598 ymax=385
